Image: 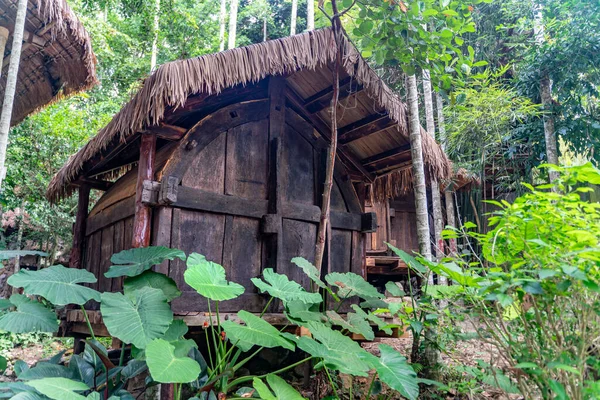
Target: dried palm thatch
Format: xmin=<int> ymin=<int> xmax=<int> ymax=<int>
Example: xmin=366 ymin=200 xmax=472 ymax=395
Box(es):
xmin=0 ymin=0 xmax=97 ymax=125
xmin=47 ymin=27 xmax=451 ymax=203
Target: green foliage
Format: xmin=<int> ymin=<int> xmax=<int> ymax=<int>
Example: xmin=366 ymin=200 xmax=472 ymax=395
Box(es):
xmin=373 ymin=344 xmax=419 ymax=400
xmin=24 ymin=378 xmax=90 ymax=400
xmin=101 ymin=288 xmax=173 ymax=348
xmin=146 ymin=338 xmax=201 ymax=383
xmin=123 ymin=270 xmax=181 ymax=301
xmin=251 ymin=268 xmax=322 ymax=305
xmin=183 ymin=253 xmax=245 ymax=301
xmin=105 ymin=246 xmax=186 ymax=278
xmin=325 ymin=272 xmax=383 ymax=300
xmin=252 ymin=374 xmax=306 ymax=400
xmin=222 ymin=310 xmax=294 ymax=351
xmin=8 ymin=265 xmax=101 ymax=305
xmin=0 ymin=295 xmax=58 ymax=334
xmin=411 ymin=164 xmax=600 ymax=399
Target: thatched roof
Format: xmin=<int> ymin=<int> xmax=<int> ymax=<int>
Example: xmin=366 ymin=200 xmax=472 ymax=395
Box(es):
xmin=0 ymin=0 xmax=97 ymax=125
xmin=47 ymin=27 xmax=451 ymax=203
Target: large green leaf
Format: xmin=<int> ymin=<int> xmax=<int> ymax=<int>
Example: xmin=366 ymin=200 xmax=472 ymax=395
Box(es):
xmin=325 ymin=272 xmax=383 ymax=300
xmin=251 ymin=269 xmax=322 ymax=305
xmin=25 ymin=378 xmax=89 ymax=400
xmin=326 ymin=311 xmax=374 ymax=341
xmin=18 ymin=362 xmax=76 ymax=380
xmin=373 ymin=344 xmax=418 ymax=400
xmin=123 ymin=271 xmax=181 ymax=301
xmin=0 ymin=295 xmax=58 ymax=333
xmin=221 ymin=310 xmax=294 ymax=351
xmin=105 ymin=247 xmax=186 ymax=278
xmin=161 ymin=319 xmax=188 ymax=341
xmin=184 ymin=253 xmax=244 ymax=301
xmin=146 ymin=339 xmax=201 ymax=383
xmin=292 ymin=322 xmax=371 ymax=376
xmin=351 ymin=305 xmax=393 ymax=335
xmin=252 ymin=375 xmax=306 ymax=400
xmin=291 ymin=257 xmax=327 ymax=289
xmin=101 ymin=288 xmax=173 ymax=348
xmin=7 ymin=265 xmax=100 ymax=306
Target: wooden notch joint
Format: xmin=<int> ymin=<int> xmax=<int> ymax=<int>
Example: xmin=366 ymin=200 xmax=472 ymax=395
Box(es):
xmin=159 ymin=176 xmax=179 ymax=205
xmin=141 ymin=180 xmax=161 ymax=206
xmin=261 ymin=214 xmax=282 ymax=235
xmin=361 ymin=212 xmax=377 ymax=233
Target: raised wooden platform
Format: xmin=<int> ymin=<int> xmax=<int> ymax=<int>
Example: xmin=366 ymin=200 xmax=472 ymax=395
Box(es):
xmin=366 ymin=256 xmax=409 ymax=275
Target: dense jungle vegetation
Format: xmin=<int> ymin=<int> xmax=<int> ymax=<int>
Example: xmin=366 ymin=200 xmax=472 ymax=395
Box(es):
xmin=0 ymin=0 xmax=599 ymax=398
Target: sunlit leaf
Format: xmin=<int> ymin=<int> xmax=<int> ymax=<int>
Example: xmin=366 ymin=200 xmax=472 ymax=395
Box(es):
xmin=105 ymin=247 xmax=186 ymax=278
xmin=184 ymin=253 xmax=244 ymax=301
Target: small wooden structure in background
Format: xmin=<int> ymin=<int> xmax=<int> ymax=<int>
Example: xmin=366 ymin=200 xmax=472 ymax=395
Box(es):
xmin=48 ymin=28 xmax=451 ymax=330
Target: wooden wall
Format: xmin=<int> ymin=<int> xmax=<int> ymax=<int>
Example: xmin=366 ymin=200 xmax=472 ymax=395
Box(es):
xmin=366 ymin=193 xmax=418 ymax=255
xmin=80 ymin=84 xmax=366 ymax=314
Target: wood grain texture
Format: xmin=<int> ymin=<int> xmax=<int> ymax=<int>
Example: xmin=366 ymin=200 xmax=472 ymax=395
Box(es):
xmin=69 ymin=185 xmax=90 ymax=269
xmin=132 ymin=133 xmax=157 ymax=248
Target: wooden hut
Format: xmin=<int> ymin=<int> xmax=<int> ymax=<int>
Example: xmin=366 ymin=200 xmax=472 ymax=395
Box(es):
xmin=48 ymin=28 xmax=451 ymax=322
xmin=0 ymin=0 xmax=97 ymax=125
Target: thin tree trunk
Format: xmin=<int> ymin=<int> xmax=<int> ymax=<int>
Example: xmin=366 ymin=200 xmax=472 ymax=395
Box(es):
xmin=436 ymin=93 xmax=457 ymax=256
xmin=219 ymin=0 xmax=227 ymax=51
xmin=306 ymin=0 xmax=314 ymax=31
xmin=0 ymin=27 xmax=9 ymax=75
xmin=290 ymin=0 xmax=298 ymax=35
xmin=150 ymin=0 xmax=160 ymax=72
xmin=0 ymin=0 xmax=27 ymax=189
xmin=315 ymin=2 xmax=342 ymax=273
xmin=12 ymin=203 xmax=24 ymax=295
xmin=422 ymin=70 xmax=444 ymax=288
xmin=228 ymin=0 xmax=238 ymax=50
xmin=407 ymin=74 xmax=432 ymax=262
xmin=263 ymin=18 xmax=267 ymax=42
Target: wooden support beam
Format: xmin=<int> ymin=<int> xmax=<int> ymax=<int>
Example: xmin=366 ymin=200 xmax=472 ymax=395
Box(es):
xmin=2 ymin=22 xmax=55 ymax=73
xmin=303 ymin=77 xmax=363 ymax=114
xmin=69 ymin=185 xmax=90 ymax=269
xmin=23 ymin=30 xmax=45 ymax=47
xmin=76 ymin=177 xmax=113 ymax=191
xmin=338 ymin=114 xmax=398 ymax=145
xmin=132 ymin=133 xmax=157 ymax=248
xmin=145 ymin=123 xmax=187 ymax=141
xmin=362 ymin=144 xmax=411 ymax=166
xmin=285 ymin=87 xmax=375 ymax=182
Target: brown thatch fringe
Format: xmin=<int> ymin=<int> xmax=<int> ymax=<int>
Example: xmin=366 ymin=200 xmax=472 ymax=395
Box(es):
xmin=1 ymin=0 xmax=97 ymax=125
xmin=47 ymin=27 xmax=450 ymax=203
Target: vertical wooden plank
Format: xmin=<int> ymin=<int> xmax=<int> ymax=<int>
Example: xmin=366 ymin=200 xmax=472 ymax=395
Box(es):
xmin=151 ymin=207 xmax=173 ymax=275
xmin=111 ymin=220 xmax=125 ymax=292
xmin=132 ymin=133 xmax=157 ymax=248
xmin=226 ymin=217 xmax=262 ymax=293
xmin=89 ymin=231 xmax=102 ymax=290
xmin=69 ymin=185 xmax=90 ymax=269
xmin=99 ymin=226 xmax=114 ymax=292
xmin=266 ymin=76 xmax=286 ymax=272
xmin=281 ymin=219 xmax=316 ymax=288
xmin=354 ymin=182 xmax=366 ymax=213
xmin=329 ymin=229 xmax=352 ymax=274
xmin=225 ymin=120 xmax=269 ymax=199
xmin=351 ymin=230 xmax=366 ymax=277
xmin=182 ymin=132 xmax=226 ymax=193
xmin=283 ymin=127 xmax=315 ymax=205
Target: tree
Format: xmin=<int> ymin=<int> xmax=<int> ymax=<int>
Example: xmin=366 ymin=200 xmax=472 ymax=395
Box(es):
xmin=307 ymin=0 xmax=314 ymax=30
xmin=228 ymin=0 xmax=239 ymax=49
xmin=0 ymin=0 xmax=27 ymax=189
xmin=219 ymin=0 xmax=227 ymax=51
xmin=150 ymin=0 xmax=161 ymax=71
xmin=290 ymin=0 xmax=298 ymax=35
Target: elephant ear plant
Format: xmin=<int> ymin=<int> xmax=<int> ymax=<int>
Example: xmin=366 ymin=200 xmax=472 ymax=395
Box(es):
xmin=0 ymin=246 xmax=421 ymax=399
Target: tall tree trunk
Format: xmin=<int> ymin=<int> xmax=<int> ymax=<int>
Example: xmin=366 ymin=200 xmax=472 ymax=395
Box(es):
xmin=533 ymin=2 xmax=559 ymax=182
xmin=315 ymin=1 xmax=342 ymax=273
xmin=150 ymin=0 xmax=160 ymax=72
xmin=0 ymin=27 xmax=8 ymax=75
xmin=306 ymin=0 xmax=315 ymax=31
xmin=436 ymin=93 xmax=457 ymax=256
xmin=422 ymin=70 xmax=444 ymax=286
xmin=219 ymin=0 xmax=227 ymax=51
xmin=0 ymin=0 xmax=27 ymax=189
xmin=408 ymin=74 xmax=432 ymax=262
xmin=228 ymin=0 xmax=238 ymax=50
xmin=290 ymin=0 xmax=298 ymax=35
xmin=263 ymin=17 xmax=267 ymax=41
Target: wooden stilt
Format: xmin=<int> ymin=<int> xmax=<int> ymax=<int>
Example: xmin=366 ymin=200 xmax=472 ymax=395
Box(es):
xmin=132 ymin=133 xmax=157 ymax=248
xmin=69 ymin=184 xmax=91 ymax=269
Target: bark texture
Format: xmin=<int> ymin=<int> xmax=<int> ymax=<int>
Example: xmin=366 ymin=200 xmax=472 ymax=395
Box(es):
xmin=0 ymin=27 xmax=8 ymax=76
xmin=150 ymin=0 xmax=160 ymax=71
xmin=307 ymin=0 xmax=315 ymax=30
xmin=406 ymin=74 xmax=432 ymax=262
xmin=0 ymin=0 xmax=27 ymax=188
xmin=228 ymin=0 xmax=239 ymax=50
xmin=437 ymin=93 xmax=457 ymax=256
xmin=219 ymin=0 xmax=227 ymax=51
xmin=290 ymin=0 xmax=298 ymax=35
xmin=540 ymin=74 xmax=559 ymax=182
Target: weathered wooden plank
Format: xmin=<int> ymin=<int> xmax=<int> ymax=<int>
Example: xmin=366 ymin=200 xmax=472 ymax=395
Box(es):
xmin=281 ymin=219 xmax=316 ymax=288
xmin=151 ymin=207 xmax=173 ymax=275
xmin=361 ymin=144 xmax=411 ymax=166
xmin=85 ymin=196 xmax=135 ymax=236
xmin=162 ymin=99 xmax=270 ymax=182
xmin=145 ymin=123 xmax=187 ymax=141
xmin=132 ymin=133 xmax=157 ymax=248
xmin=224 ymin=217 xmax=262 ymax=295
xmin=225 ymin=119 xmax=269 ymax=199
xmin=70 ymin=185 xmax=90 ymax=269
xmin=283 ymin=125 xmax=315 ymax=205
xmin=111 ymin=220 xmax=125 ymax=292
xmin=305 ymin=78 xmax=363 ymax=114
xmin=351 ymin=230 xmax=366 ymax=278
xmin=99 ymin=226 xmax=114 ymax=292
xmin=88 ymin=231 xmax=102 ymax=290
xmin=181 ymin=130 xmax=226 ymax=192
xmin=338 ymin=114 xmax=397 ymax=145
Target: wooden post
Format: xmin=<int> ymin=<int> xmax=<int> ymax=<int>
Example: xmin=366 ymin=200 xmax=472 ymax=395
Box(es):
xmin=69 ymin=185 xmax=91 ymax=269
xmin=132 ymin=133 xmax=157 ymax=248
